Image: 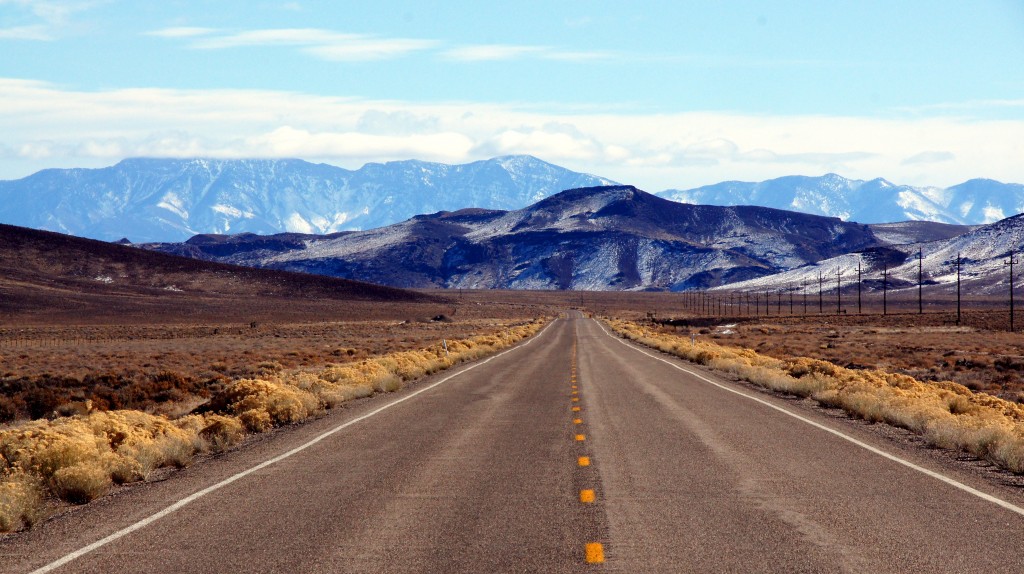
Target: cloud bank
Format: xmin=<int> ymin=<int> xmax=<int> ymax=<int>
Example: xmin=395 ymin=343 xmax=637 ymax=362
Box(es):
xmin=0 ymin=78 xmax=1020 ymax=190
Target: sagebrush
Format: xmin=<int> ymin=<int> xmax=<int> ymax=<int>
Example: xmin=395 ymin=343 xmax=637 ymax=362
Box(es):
xmin=606 ymin=318 xmax=1024 ymax=475
xmin=0 ymin=319 xmax=546 ymax=532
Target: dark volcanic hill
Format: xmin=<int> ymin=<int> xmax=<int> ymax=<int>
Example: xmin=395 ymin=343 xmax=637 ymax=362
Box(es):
xmin=0 ymin=223 xmax=436 ymax=323
xmin=147 ymin=185 xmax=885 ymax=291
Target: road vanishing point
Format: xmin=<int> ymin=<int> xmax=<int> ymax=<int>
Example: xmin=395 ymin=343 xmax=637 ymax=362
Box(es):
xmin=4 ymin=313 xmax=1024 ymax=573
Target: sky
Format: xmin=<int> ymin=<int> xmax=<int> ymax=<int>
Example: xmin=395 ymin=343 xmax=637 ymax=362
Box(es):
xmin=1 ymin=0 xmax=1023 ymax=191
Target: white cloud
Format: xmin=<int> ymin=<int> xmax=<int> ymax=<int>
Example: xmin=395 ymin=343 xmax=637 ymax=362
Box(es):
xmin=902 ymin=151 xmax=956 ymax=165
xmin=304 ymin=37 xmax=438 ymax=61
xmin=244 ymin=126 xmax=474 ymax=161
xmin=0 ymin=0 xmax=99 ymax=40
xmin=0 ymin=78 xmax=1021 ymax=191
xmin=153 ymin=27 xmax=437 ymax=61
xmin=0 ymin=24 xmax=50 ymax=39
xmin=443 ymin=44 xmax=548 ymax=61
xmin=146 ymin=27 xmax=218 ymax=38
xmin=189 ymin=28 xmax=348 ymax=49
xmin=897 ymin=99 xmax=1024 ymax=113
xmin=149 ymin=25 xmax=611 ymax=63
xmin=442 ymin=43 xmax=612 ymax=62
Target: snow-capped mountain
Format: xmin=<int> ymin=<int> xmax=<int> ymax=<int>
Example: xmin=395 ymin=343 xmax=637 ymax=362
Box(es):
xmin=718 ymin=213 xmax=1024 ymax=296
xmin=145 ymin=185 xmax=884 ymax=291
xmin=0 ymin=156 xmax=615 ymax=242
xmin=657 ymin=174 xmax=1024 ymax=225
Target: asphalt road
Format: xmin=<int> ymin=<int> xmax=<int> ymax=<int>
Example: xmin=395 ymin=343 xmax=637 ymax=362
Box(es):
xmin=4 ymin=313 xmax=1024 ymax=573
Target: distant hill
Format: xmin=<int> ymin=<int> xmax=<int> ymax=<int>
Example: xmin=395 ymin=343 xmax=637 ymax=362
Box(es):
xmin=146 ymin=185 xmax=884 ymax=291
xmin=0 ymin=223 xmax=435 ymax=323
xmin=657 ymin=174 xmax=1024 ymax=225
xmin=718 ymin=213 xmax=1024 ymax=297
xmin=0 ymin=156 xmax=615 ymax=242
xmin=866 ymin=221 xmax=975 ymax=246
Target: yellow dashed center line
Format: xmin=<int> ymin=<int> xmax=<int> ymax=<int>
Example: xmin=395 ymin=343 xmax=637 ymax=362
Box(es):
xmin=571 ymin=335 xmax=605 ymax=564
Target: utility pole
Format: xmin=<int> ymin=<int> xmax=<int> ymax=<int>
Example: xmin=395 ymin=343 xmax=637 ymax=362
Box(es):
xmin=837 ymin=267 xmax=843 ymax=316
xmin=1007 ymin=251 xmax=1019 ymax=332
xmin=918 ymin=248 xmax=924 ymax=314
xmin=777 ymin=290 xmax=782 ymax=315
xmin=765 ymin=290 xmax=770 ymax=316
xmin=755 ymin=292 xmax=760 ymax=316
xmin=882 ymin=264 xmax=888 ymax=316
xmin=956 ymin=252 xmax=962 ymax=326
xmin=818 ymin=270 xmax=824 ymax=314
xmin=802 ymin=280 xmax=808 ymax=315
xmin=857 ymin=260 xmax=862 ymax=315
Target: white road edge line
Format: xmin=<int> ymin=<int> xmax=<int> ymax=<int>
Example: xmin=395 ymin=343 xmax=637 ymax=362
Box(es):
xmin=30 ymin=320 xmax=558 ymax=574
xmin=594 ymin=320 xmax=1024 ymax=518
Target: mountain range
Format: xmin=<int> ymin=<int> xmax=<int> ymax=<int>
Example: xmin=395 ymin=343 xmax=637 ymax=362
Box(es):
xmin=0 ymin=156 xmax=614 ymax=243
xmin=145 ymin=185 xmax=893 ymax=291
xmin=657 ymin=174 xmax=1024 ymax=225
xmin=0 ymin=157 xmax=1019 ymax=244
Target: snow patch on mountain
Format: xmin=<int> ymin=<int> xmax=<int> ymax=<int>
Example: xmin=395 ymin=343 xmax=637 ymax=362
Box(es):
xmin=658 ymin=174 xmax=1022 ymax=225
xmin=983 ymin=204 xmax=1006 ymax=223
xmin=0 ymin=156 xmax=615 ymax=242
xmin=718 ymin=214 xmax=1024 ymax=297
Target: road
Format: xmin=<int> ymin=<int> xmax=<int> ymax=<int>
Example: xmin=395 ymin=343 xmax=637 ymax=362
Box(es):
xmin=3 ymin=313 xmax=1024 ymax=573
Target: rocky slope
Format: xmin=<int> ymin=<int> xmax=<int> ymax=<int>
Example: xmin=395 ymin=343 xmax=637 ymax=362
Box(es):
xmin=147 ymin=185 xmax=884 ymax=291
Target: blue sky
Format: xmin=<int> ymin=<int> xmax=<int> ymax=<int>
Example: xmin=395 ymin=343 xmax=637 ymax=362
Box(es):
xmin=1 ymin=0 xmax=1022 ymax=190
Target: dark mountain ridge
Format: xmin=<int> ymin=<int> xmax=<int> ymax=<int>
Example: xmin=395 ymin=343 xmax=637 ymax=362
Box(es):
xmin=147 ymin=185 xmax=885 ymax=291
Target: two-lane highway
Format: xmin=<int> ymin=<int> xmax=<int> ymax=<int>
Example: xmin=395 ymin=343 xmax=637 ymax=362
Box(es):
xmin=3 ymin=313 xmax=1024 ymax=573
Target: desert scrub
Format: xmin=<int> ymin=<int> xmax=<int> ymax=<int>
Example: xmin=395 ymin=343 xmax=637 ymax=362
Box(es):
xmin=0 ymin=408 xmax=246 ymax=530
xmin=0 ymin=318 xmax=548 ymax=532
xmin=605 ymin=318 xmax=1024 ymax=475
xmin=203 ymin=319 xmax=548 ymax=429
xmin=0 ymin=470 xmax=42 ymax=531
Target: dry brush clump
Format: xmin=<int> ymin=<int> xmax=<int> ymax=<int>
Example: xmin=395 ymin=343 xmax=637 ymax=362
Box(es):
xmin=606 ymin=319 xmax=1024 ymax=475
xmin=205 ymin=319 xmax=545 ymax=432
xmin=0 ymin=319 xmax=547 ymax=532
xmin=0 ymin=408 xmax=241 ymax=531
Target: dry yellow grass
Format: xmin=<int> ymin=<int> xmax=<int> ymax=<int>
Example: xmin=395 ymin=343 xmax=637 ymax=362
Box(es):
xmin=605 ymin=318 xmax=1024 ymax=475
xmin=0 ymin=319 xmax=547 ymax=532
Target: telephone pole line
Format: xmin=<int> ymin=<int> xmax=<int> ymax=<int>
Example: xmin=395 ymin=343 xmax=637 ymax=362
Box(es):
xmin=1007 ymin=251 xmax=1019 ymax=332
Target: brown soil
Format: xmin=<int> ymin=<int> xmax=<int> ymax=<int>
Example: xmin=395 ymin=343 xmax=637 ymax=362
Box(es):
xmin=0 ymin=225 xmax=561 ymax=424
